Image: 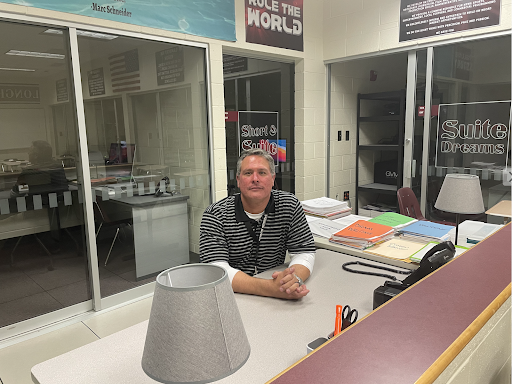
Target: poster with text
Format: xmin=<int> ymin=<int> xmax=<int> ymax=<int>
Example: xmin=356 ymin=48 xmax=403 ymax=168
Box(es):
xmin=400 ymin=0 xmax=500 ymax=42
xmin=238 ymin=111 xmax=280 ymax=164
xmin=0 ymin=0 xmax=235 ymax=41
xmin=246 ymin=0 xmax=303 ymax=51
xmin=435 ymin=101 xmax=511 ymax=171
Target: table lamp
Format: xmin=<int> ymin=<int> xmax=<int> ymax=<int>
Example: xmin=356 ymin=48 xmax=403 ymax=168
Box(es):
xmin=434 ymin=174 xmax=485 ymax=245
xmin=141 ymin=264 xmax=251 ymax=383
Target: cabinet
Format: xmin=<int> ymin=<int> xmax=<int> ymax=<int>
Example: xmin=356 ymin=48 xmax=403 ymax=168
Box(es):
xmin=356 ymin=90 xmax=406 ymax=214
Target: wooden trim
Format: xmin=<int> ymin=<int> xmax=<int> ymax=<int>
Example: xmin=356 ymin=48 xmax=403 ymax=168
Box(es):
xmin=416 ymin=283 xmax=511 ymax=384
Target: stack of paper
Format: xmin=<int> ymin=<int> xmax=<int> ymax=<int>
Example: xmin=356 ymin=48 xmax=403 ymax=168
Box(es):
xmin=301 ymin=197 xmax=352 ymax=220
xmin=308 ymin=215 xmax=371 ymax=239
xmin=368 ymin=212 xmax=417 ymax=232
xmin=330 ymin=220 xmax=394 ymax=250
xmin=398 ymin=221 xmax=454 ymax=243
xmin=409 ymin=241 xmax=469 ymax=263
xmin=447 ymin=220 xmax=502 ymax=246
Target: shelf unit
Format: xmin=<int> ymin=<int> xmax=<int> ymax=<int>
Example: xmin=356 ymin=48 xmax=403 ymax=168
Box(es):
xmin=355 ymin=90 xmax=406 ymax=214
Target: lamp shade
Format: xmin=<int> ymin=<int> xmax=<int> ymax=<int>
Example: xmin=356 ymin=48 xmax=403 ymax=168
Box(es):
xmin=434 ymin=174 xmax=485 ymax=214
xmin=141 ymin=264 xmax=250 ymax=384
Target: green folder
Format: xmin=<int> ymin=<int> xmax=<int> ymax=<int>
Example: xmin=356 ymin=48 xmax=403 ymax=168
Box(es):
xmin=368 ymin=212 xmax=416 ymax=229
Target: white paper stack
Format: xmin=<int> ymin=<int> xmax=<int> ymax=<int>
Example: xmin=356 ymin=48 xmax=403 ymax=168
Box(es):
xmin=448 ymin=220 xmax=503 ymax=247
xmin=301 ymin=197 xmax=352 ymax=220
xmin=307 ymin=215 xmax=371 ymax=239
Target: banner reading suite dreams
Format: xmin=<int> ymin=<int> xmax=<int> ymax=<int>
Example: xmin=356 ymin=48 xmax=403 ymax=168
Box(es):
xmin=0 ymin=0 xmax=235 ymax=41
xmin=435 ymin=101 xmax=511 ymax=171
xmin=245 ymin=0 xmax=303 ymax=51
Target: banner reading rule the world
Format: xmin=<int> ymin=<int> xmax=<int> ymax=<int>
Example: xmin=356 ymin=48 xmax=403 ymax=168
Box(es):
xmin=0 ymin=0 xmax=236 ymax=41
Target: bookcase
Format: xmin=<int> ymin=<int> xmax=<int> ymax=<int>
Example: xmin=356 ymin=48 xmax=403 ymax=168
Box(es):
xmin=356 ymin=90 xmax=406 ymax=214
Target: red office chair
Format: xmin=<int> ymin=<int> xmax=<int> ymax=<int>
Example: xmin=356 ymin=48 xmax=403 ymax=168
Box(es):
xmin=397 ymin=187 xmax=457 ymax=226
xmin=397 ymin=187 xmax=426 ymax=221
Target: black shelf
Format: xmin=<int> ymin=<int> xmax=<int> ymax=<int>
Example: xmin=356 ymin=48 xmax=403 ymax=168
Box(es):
xmin=356 ymin=90 xmax=406 ymax=214
xmin=359 ymin=144 xmax=400 ymax=151
xmin=358 ymin=183 xmax=398 ymax=195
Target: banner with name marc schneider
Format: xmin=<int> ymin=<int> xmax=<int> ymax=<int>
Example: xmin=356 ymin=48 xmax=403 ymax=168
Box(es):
xmin=0 ymin=0 xmax=236 ymax=41
xmin=246 ymin=0 xmax=303 ymax=51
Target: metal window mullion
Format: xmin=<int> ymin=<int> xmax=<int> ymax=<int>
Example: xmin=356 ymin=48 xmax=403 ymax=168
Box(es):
xmin=246 ymin=78 xmax=251 ymax=111
xmin=68 ymin=27 xmax=102 ymax=311
xmin=420 ymin=47 xmax=434 ymax=213
xmin=326 ymin=63 xmax=331 ymax=196
xmin=156 ymin=93 xmax=164 ymax=166
xmin=204 ymin=46 xmax=216 ymax=203
xmin=403 ymin=50 xmax=418 ymax=188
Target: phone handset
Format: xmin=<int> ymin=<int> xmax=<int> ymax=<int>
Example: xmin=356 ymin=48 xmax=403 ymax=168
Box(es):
xmin=400 ymin=241 xmax=456 ymax=287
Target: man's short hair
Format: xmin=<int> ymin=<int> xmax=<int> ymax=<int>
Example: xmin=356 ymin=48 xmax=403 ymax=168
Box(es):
xmin=236 ymin=148 xmax=275 ymax=176
xmin=31 ymin=140 xmax=53 ymax=164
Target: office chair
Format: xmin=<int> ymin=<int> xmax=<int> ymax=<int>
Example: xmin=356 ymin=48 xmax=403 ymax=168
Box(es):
xmin=397 ymin=187 xmax=456 ymax=226
xmin=93 ymin=198 xmax=132 ymax=266
xmin=397 ymin=187 xmax=426 ymax=221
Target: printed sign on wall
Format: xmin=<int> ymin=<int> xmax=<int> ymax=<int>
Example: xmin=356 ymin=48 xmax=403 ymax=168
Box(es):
xmin=0 ymin=0 xmax=235 ymax=41
xmin=88 ymin=68 xmax=105 ymax=96
xmin=435 ymin=101 xmax=511 ymax=170
xmin=245 ymin=0 xmax=303 ymax=51
xmin=238 ymin=111 xmax=280 ymax=164
xmin=56 ymin=79 xmax=68 ymax=102
xmin=0 ymin=84 xmax=40 ymax=103
xmin=400 ymin=0 xmax=500 ymax=42
xmin=223 ymin=55 xmax=248 ymax=75
xmin=156 ymin=47 xmax=184 ymax=86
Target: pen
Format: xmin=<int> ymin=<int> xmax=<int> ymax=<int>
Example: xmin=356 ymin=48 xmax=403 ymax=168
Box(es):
xmin=334 ymin=305 xmax=342 ymax=336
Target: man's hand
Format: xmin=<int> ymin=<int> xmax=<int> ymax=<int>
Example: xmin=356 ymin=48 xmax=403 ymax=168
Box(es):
xmin=271 ymin=266 xmax=309 ymax=297
xmin=232 ymin=265 xmax=311 ymax=300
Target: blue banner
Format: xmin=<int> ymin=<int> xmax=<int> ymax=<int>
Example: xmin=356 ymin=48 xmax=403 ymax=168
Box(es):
xmin=1 ymin=0 xmax=236 ymax=41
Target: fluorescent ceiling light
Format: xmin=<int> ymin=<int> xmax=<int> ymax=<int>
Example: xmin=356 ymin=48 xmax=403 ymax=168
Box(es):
xmin=6 ymin=50 xmax=64 ymax=59
xmin=0 ymin=67 xmax=35 ymax=72
xmin=43 ymin=28 xmax=117 ymax=40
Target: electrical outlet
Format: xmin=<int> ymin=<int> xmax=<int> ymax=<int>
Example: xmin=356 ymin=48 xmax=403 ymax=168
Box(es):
xmin=338 ymin=131 xmax=342 ymax=141
xmin=343 ymin=191 xmax=349 ymax=200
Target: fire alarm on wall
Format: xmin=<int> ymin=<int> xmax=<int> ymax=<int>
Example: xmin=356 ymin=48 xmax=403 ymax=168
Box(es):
xmin=370 ymin=70 xmax=378 ymax=81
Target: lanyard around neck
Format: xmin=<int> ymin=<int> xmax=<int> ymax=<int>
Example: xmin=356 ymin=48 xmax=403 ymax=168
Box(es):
xmin=244 ymin=214 xmax=268 ymax=245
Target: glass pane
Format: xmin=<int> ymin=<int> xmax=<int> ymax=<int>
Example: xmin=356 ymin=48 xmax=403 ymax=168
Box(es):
xmin=330 ymin=53 xmax=408 ymax=214
xmin=223 ymin=57 xmax=294 ymax=195
xmin=77 ymin=32 xmax=210 ymax=296
xmin=427 ymin=36 xmax=511 ymax=224
xmin=0 ymin=22 xmax=88 ymax=328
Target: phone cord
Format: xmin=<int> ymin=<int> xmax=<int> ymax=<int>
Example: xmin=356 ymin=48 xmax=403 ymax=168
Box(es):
xmin=342 ymin=261 xmax=412 ymax=281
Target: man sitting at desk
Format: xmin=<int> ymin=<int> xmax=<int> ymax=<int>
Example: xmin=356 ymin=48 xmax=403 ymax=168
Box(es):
xmin=200 ymin=148 xmax=315 ymax=299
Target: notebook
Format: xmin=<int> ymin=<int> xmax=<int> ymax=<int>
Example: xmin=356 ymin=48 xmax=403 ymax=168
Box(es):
xmin=399 ymin=220 xmax=454 ymax=243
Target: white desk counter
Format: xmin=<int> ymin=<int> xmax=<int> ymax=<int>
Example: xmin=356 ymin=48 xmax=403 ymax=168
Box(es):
xmin=31 ymin=249 xmax=405 ymax=384
xmin=96 ymin=190 xmax=190 ymax=280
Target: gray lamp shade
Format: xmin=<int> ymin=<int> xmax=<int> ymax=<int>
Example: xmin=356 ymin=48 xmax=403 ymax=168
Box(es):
xmin=141 ymin=264 xmax=250 ymax=384
xmin=434 ymin=174 xmax=485 ymax=214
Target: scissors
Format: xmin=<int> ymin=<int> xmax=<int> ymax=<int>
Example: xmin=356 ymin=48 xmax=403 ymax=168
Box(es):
xmin=341 ymin=305 xmax=358 ymax=330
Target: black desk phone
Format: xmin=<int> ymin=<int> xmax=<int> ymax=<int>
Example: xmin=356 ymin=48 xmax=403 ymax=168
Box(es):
xmin=373 ymin=241 xmax=456 ymax=309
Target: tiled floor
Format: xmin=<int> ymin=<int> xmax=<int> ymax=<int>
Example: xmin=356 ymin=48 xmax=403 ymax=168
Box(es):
xmin=0 ymin=296 xmax=154 ymax=384
xmin=0 ymin=227 xmax=154 ymax=328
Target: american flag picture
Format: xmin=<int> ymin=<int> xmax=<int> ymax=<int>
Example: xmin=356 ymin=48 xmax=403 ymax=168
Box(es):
xmin=109 ymin=49 xmax=140 ymax=93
